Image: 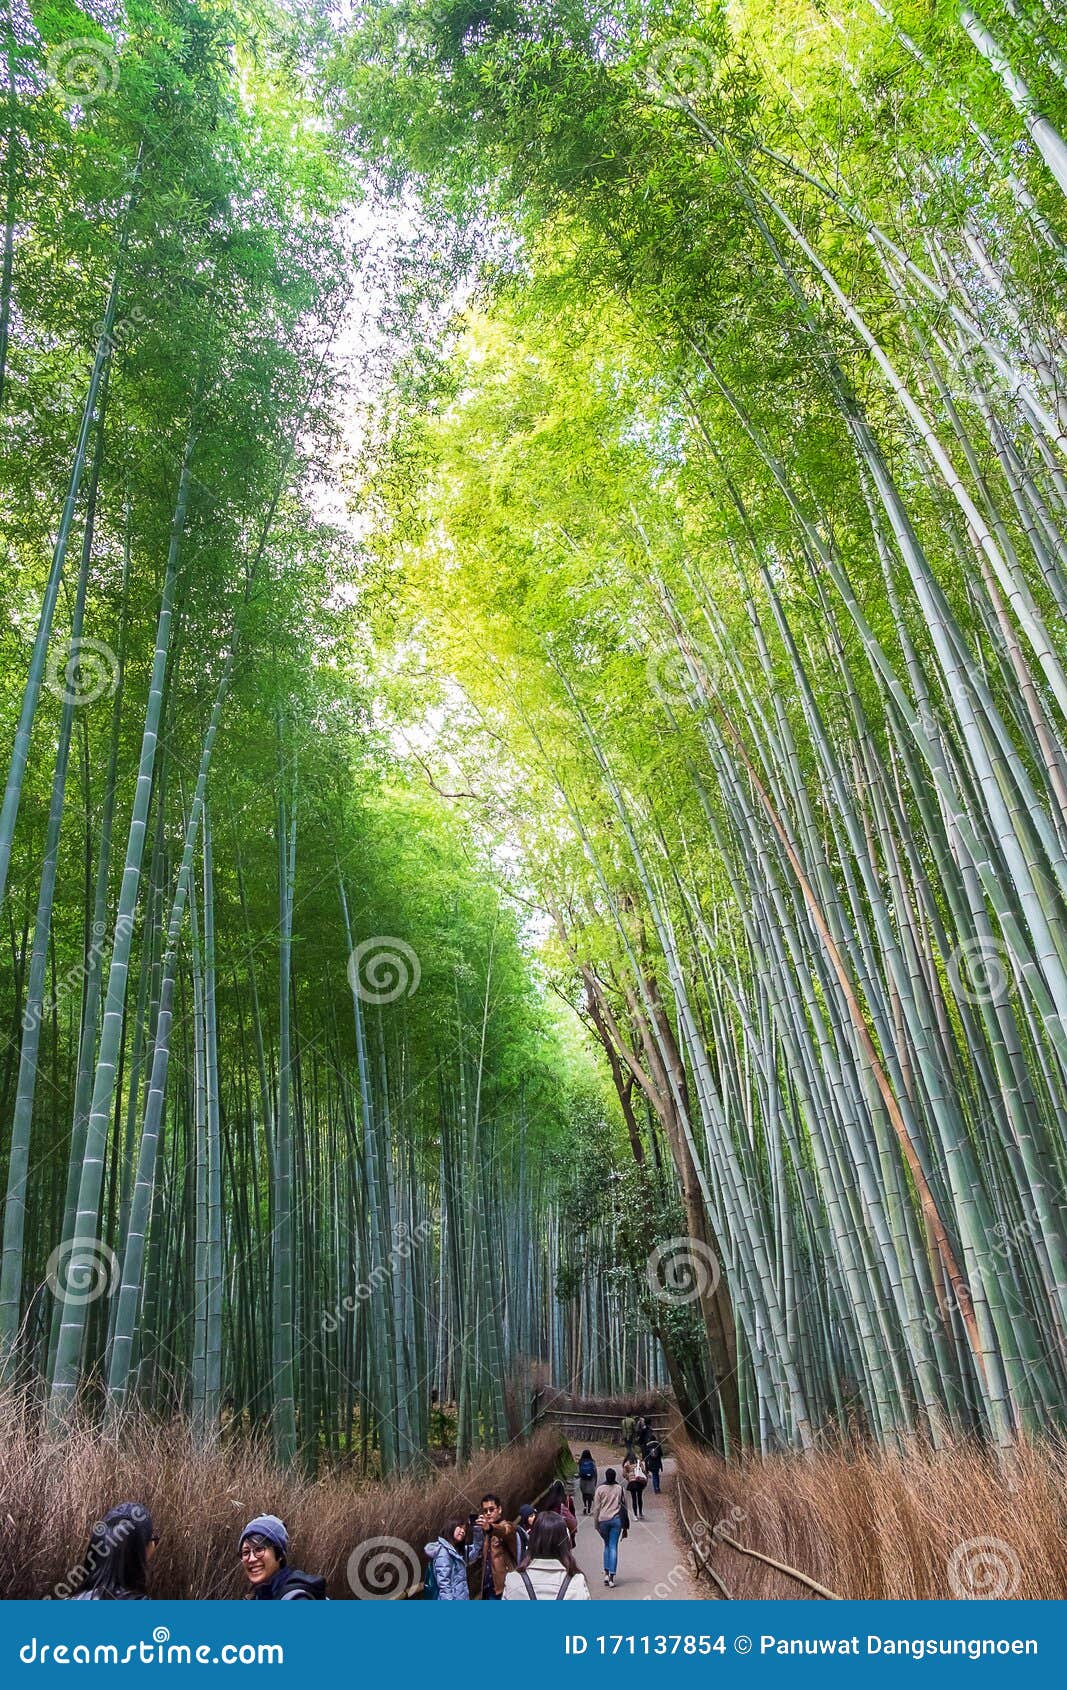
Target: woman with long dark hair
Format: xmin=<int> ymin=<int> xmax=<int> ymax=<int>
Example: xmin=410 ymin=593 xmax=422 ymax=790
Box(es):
xmin=623 ymin=1454 xmax=648 ymax=1518
xmin=501 ymin=1514 xmax=589 ymax=1600
xmin=540 ymin=1479 xmax=578 ymax=1544
xmin=577 ymin=1449 xmax=598 ymax=1515
xmin=70 ymin=1503 xmax=157 ymax=1600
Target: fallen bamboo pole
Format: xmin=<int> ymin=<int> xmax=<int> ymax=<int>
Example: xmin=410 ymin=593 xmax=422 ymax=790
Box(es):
xmin=676 ymin=1482 xmax=732 ymax=1599
xmin=713 ymin=1528 xmax=841 ymax=1601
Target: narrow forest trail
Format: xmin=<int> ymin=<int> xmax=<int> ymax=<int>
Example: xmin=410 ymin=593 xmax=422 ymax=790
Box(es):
xmin=569 ymin=1442 xmax=702 ymax=1601
xmin=8 ymin=0 xmax=1067 ymax=1611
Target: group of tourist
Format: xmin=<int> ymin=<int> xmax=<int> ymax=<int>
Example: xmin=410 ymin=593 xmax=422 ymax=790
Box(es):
xmin=65 ymin=1507 xmax=326 ymax=1601
xmin=63 ymin=1421 xmax=665 ymax=1603
xmin=426 ymin=1484 xmax=588 ymax=1600
xmin=427 ymin=1419 xmax=665 ymax=1599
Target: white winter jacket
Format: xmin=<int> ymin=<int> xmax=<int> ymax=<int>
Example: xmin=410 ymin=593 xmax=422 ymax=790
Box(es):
xmin=502 ymin=1559 xmax=590 ymax=1600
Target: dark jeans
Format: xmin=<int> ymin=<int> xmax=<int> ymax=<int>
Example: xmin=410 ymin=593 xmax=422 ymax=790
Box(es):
xmin=628 ymin=1482 xmax=645 ymax=1518
xmin=597 ymin=1517 xmax=622 ymax=1575
xmin=650 ymin=1469 xmax=661 ymax=1493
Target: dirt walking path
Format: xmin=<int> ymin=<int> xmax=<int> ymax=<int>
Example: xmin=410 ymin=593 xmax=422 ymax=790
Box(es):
xmin=568 ymin=1441 xmax=702 ymax=1600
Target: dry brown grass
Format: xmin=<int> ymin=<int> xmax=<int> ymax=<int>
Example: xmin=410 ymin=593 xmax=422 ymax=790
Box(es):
xmin=0 ymin=1392 xmax=565 ymax=1599
xmin=674 ymin=1429 xmax=1067 ymax=1600
xmin=539 ymin=1388 xmax=670 ymax=1418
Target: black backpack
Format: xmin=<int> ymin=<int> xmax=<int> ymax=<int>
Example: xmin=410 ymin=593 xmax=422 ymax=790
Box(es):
xmin=275 ymin=1568 xmax=328 ymax=1600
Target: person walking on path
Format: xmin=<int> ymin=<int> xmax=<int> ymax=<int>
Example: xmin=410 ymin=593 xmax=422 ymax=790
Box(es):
xmin=623 ymin=1456 xmax=648 ymax=1519
xmin=70 ymin=1503 xmax=158 ymax=1600
xmin=635 ymin=1415 xmax=650 ymax=1456
xmin=238 ymin=1515 xmax=326 ymax=1599
xmin=645 ymin=1437 xmax=664 ymax=1495
xmin=592 ymin=1467 xmax=628 ymax=1589
xmin=502 ymin=1515 xmax=590 ymax=1601
xmin=620 ymin=1413 xmax=636 ymax=1457
xmin=577 ymin=1449 xmax=598 ymax=1515
xmin=471 ymin=1494 xmax=519 ymax=1599
xmin=425 ymin=1518 xmax=475 ymax=1600
xmin=541 ymin=1479 xmax=578 ymax=1544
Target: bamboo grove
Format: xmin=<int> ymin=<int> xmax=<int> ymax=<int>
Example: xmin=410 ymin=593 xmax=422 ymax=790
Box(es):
xmin=336 ymin=0 xmax=1067 ymax=1454
xmin=0 ymin=0 xmax=666 ymax=1471
xmin=10 ymin=0 xmax=1067 ymax=1476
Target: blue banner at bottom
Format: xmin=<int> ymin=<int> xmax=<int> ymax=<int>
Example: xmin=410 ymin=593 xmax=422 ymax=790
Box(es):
xmin=2 ymin=1600 xmax=1063 ymax=1687
xmin=2 ymin=1602 xmax=1067 ymax=1683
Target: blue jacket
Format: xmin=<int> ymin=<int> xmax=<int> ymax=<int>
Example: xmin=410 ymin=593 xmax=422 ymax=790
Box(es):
xmin=426 ymin=1538 xmax=472 ymax=1601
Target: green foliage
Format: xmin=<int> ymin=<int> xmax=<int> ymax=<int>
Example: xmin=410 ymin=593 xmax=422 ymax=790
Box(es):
xmin=338 ymin=0 xmax=1067 ymax=1451
xmin=0 ymin=0 xmax=618 ymax=1461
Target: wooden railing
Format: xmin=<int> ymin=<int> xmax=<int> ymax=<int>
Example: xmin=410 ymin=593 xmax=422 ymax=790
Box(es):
xmin=676 ymin=1479 xmax=840 ymax=1601
xmin=532 ymin=1406 xmax=668 ymax=1442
